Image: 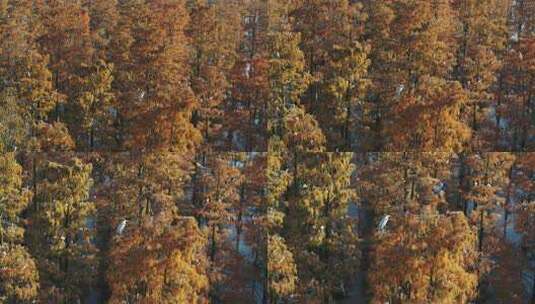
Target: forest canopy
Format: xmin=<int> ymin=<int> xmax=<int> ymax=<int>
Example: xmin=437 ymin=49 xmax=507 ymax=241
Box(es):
xmin=0 ymin=0 xmax=534 ymax=303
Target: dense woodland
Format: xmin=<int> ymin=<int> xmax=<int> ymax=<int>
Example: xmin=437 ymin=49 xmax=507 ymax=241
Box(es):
xmin=0 ymin=0 xmax=534 ymax=303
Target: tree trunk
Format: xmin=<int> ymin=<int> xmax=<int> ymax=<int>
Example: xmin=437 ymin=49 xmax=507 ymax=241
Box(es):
xmin=504 ymin=164 xmax=514 ymax=240
xmin=264 ymin=232 xmax=270 ymax=304
xmin=344 ymin=104 xmax=351 ymax=149
xmin=33 ymin=158 xmax=38 ymax=211
xmin=479 ymin=210 xmax=484 ymax=253
xmin=458 ymin=154 xmax=468 ymax=215
xmin=236 ymin=185 xmax=245 ymax=252
xmin=210 ymin=224 xmax=216 ymax=262
xmin=89 ymin=124 xmax=95 ymax=152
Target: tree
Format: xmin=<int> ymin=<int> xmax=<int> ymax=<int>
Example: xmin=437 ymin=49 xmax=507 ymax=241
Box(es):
xmin=269 ymin=151 xmax=358 ymax=302
xmin=27 ymin=156 xmax=95 ymax=303
xmin=453 ymin=0 xmax=510 ymax=149
xmin=364 ymin=0 xmax=470 ymax=152
xmin=74 ymin=60 xmax=115 ymax=151
xmin=0 ymin=10 xmax=79 ymax=299
xmin=75 ymin=0 xmax=119 ymax=151
xmin=35 ymin=0 xmax=118 ymax=150
xmin=457 ymin=153 xmax=515 ymax=300
xmin=0 ymin=91 xmax=26 ymax=152
xmin=187 ymin=0 xmax=241 ymax=148
xmin=359 ymin=152 xmax=453 ymax=217
xmin=266 ymin=0 xmax=311 ymax=140
xmin=267 ymin=234 xmax=297 ymax=303
xmin=0 ymin=152 xmax=40 ymax=303
xmin=84 ymin=0 xmax=118 ymax=59
xmin=512 ymin=153 xmax=535 ymax=303
xmin=0 ymin=244 xmax=40 ymax=304
xmin=231 ymin=153 xmax=263 ymax=254
xmin=359 ymin=0 xmax=395 ymax=151
xmin=488 ymin=242 xmax=525 ymax=304
xmin=291 ymin=0 xmax=369 ymax=150
xmin=461 ymin=153 xmax=514 ymax=243
xmin=218 ymin=153 xmax=266 ymax=303
xmin=111 ymin=0 xmax=200 ymax=151
xmin=107 ymin=216 xmax=209 ymax=303
xmin=0 ymin=153 xmax=31 ymax=244
xmin=0 ymin=0 xmax=70 ymax=152
xmin=281 ymin=107 xmax=326 ymax=154
xmin=323 ymin=41 xmax=370 ymax=150
xmin=222 ymin=0 xmax=270 ymax=151
xmin=501 ymin=37 xmax=535 ymax=150
xmin=36 ymin=0 xmax=94 ymax=126
xmin=370 ymin=212 xmax=478 ymax=303
xmin=98 ymin=151 xmax=211 ymax=302
xmin=192 ymin=153 xmax=242 ymax=301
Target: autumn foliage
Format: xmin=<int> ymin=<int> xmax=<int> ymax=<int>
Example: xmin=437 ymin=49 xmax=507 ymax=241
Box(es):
xmin=0 ymin=0 xmax=534 ymax=303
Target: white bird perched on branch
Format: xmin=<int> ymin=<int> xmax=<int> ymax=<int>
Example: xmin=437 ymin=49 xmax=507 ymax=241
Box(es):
xmin=116 ymin=219 xmax=127 ymax=235
xmin=396 ymin=84 xmax=405 ymax=97
xmin=195 ymin=161 xmax=206 ymax=169
xmin=378 ymin=215 xmax=390 ymax=232
xmin=244 ymin=62 xmax=251 ymax=78
xmin=510 ymin=32 xmax=519 ymax=43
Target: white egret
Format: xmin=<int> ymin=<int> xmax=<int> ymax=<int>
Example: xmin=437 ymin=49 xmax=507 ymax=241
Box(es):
xmin=116 ymin=219 xmax=127 ymax=235
xmin=396 ymin=84 xmax=405 ymax=97
xmin=378 ymin=215 xmax=390 ymax=232
xmin=511 ymin=32 xmax=519 ymax=42
xmin=195 ymin=162 xmax=210 ymax=172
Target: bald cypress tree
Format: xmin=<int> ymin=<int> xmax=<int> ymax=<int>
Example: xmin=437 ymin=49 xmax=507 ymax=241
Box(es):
xmin=364 ymin=0 xmax=471 ymax=152
xmin=0 ymin=152 xmax=40 ymax=303
xmin=370 ymin=212 xmax=478 ymax=303
xmin=25 ymin=155 xmax=95 ymax=303
xmin=266 ymin=0 xmax=311 ymax=141
xmin=267 ymin=234 xmax=297 ymax=303
xmin=0 ymin=0 xmax=72 ymax=152
xmin=107 ymin=216 xmax=209 ymax=303
xmin=36 ymin=0 xmax=94 ymax=128
xmin=453 ymin=0 xmax=510 ymax=150
xmin=291 ymin=0 xmax=369 ymax=150
xmin=267 ymin=150 xmax=357 ymax=302
xmin=187 ymin=0 xmax=241 ymax=149
xmin=501 ymin=28 xmax=535 ymax=150
xmin=111 ymin=0 xmax=200 ymax=152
